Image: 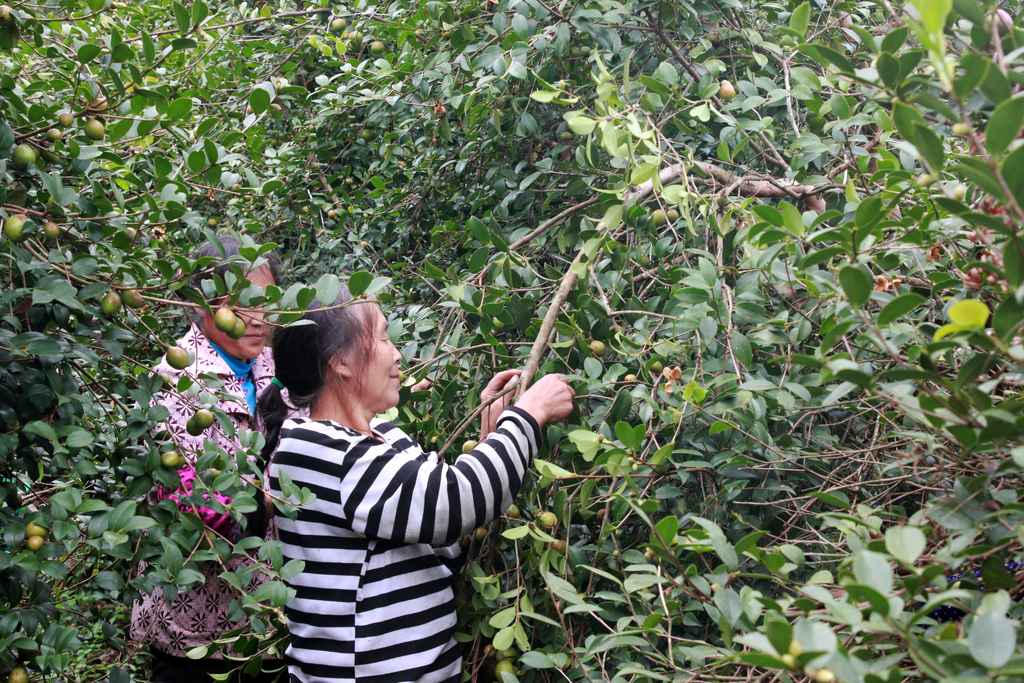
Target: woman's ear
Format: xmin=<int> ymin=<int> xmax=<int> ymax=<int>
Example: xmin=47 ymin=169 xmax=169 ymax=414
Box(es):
xmin=330 ymin=353 xmax=356 ymax=381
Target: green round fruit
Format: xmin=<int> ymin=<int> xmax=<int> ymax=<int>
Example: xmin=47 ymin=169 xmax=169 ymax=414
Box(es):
xmin=42 ymin=221 xmax=60 ymax=240
xmin=194 ymin=408 xmax=215 ymax=429
xmin=589 ymin=340 xmax=606 ymax=356
xmin=84 ymin=119 xmax=105 ymax=141
xmin=12 ymin=143 xmax=36 ymax=170
xmin=26 ymin=535 xmax=44 ymax=551
xmin=331 ymin=18 xmax=347 ymax=32
xmin=370 ymin=40 xmax=386 ymax=54
xmin=45 ymin=128 xmax=62 ymax=143
xmin=99 ymin=290 xmax=122 ymax=315
xmin=161 ymin=450 xmax=183 ymax=468
xmin=650 ymin=360 xmax=663 ymax=374
xmin=159 ymin=372 xmax=173 ymax=389
xmin=474 ymin=526 xmax=488 ymax=541
xmin=359 ymin=129 xmax=373 ymax=141
xmin=227 ymin=317 xmax=246 ymax=340
xmin=560 ymin=130 xmax=573 ymax=141
xmin=58 ymin=112 xmax=74 ymax=128
xmin=24 ymin=521 xmax=48 ymax=537
xmin=165 ymin=346 xmax=191 ymax=369
xmin=4 ymin=214 xmax=28 ymax=243
xmin=505 ymin=504 xmax=520 ymax=519
xmin=214 ymin=307 xmax=237 ymax=333
xmin=537 ymin=511 xmax=558 ymax=528
xmin=651 ymin=209 xmax=667 ymax=226
xmin=185 ymin=416 xmax=203 ymax=436
xmin=550 ymin=539 xmax=567 ymax=554
xmin=951 ymin=122 xmax=970 ymax=137
xmin=462 ymin=439 xmax=477 ymax=454
xmin=667 ymin=208 xmax=680 ymax=222
xmin=0 ymin=5 xmax=13 ymax=26
xmin=120 ymin=289 xmax=144 ymax=308
xmin=494 ymin=660 xmax=517 ymax=679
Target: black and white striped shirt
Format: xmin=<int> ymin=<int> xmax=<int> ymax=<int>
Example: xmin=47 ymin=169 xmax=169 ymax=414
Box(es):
xmin=268 ymin=407 xmax=542 ymax=683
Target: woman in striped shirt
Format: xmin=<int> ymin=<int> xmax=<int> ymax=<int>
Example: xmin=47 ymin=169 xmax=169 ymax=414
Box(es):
xmin=257 ymin=291 xmax=575 ymax=683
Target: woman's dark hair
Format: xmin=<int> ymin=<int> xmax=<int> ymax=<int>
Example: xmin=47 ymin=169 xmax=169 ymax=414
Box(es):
xmin=186 ymin=234 xmax=282 ymax=326
xmin=256 ymin=289 xmax=374 ymax=464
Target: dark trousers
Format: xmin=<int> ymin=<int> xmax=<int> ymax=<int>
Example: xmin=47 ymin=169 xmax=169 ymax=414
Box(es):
xmin=150 ymin=649 xmax=284 ymax=683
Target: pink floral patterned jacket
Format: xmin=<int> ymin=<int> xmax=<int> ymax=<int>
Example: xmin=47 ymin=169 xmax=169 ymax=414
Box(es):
xmin=130 ymin=324 xmax=302 ymax=658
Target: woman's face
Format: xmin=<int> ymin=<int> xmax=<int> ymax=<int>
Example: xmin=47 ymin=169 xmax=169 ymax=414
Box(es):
xmin=354 ymin=305 xmax=403 ymax=415
xmin=200 ymin=265 xmax=275 ymax=360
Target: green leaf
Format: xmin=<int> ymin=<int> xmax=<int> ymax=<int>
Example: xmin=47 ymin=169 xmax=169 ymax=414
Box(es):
xmin=166 ymin=97 xmax=193 ymax=121
xmin=911 ymin=0 xmax=952 ymax=34
xmin=779 ymin=201 xmax=804 ymax=236
xmin=249 ymin=88 xmax=270 ymax=116
xmin=986 ymin=96 xmax=1024 ymax=157
xmin=885 ymin=526 xmax=926 ymax=565
xmin=348 ymin=270 xmax=373 ymax=297
xmin=77 ymin=44 xmax=100 ymax=63
xmin=878 ymin=293 xmax=925 ymax=326
xmin=838 ymin=266 xmax=873 ymax=307
xmin=913 ymin=123 xmax=944 ymax=174
xmin=853 ymin=550 xmax=893 ymax=595
xmin=968 ymin=613 xmax=1014 ymax=669
xmin=191 ymin=0 xmax=209 ymax=27
xmin=948 ymin=299 xmax=989 ymax=327
xmin=789 ymin=2 xmax=810 ymax=37
xmin=172 ymin=1 xmax=191 ymax=34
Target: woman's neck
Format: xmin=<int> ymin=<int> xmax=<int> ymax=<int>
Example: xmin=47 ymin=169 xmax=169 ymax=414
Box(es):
xmin=310 ymin=388 xmax=373 ymax=436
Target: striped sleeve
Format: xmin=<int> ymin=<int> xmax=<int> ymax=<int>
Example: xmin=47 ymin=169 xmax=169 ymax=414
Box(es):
xmin=342 ymin=407 xmax=541 ymax=546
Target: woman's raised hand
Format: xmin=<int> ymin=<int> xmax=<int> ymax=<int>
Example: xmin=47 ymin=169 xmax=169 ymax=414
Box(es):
xmin=515 ymin=373 xmax=576 ymax=427
xmin=481 ymin=369 xmax=522 ymax=437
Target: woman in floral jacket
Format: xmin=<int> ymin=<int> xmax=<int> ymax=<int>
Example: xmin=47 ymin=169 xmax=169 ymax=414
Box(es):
xmin=130 ymin=237 xmax=297 ymax=683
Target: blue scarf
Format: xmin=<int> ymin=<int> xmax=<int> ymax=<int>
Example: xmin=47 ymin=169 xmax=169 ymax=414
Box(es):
xmin=208 ymin=341 xmax=257 ymax=415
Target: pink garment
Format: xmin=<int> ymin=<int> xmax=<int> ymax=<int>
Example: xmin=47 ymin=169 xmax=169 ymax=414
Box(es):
xmin=130 ymin=324 xmax=304 ymax=658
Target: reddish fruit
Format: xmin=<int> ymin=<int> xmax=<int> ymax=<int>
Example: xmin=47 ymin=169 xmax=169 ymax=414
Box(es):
xmin=99 ymin=290 xmax=122 ymax=315
xmin=120 ymin=289 xmax=144 ymax=308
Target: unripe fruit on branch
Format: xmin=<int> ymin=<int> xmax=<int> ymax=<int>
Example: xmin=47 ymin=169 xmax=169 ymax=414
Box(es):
xmin=474 ymin=527 xmax=487 ymax=541
xmin=331 ymin=18 xmax=347 ymax=31
xmin=550 ymin=539 xmax=567 ymax=554
xmin=25 ymin=522 xmax=47 ymax=537
xmin=651 ymin=209 xmax=667 ymax=226
xmin=813 ymin=670 xmax=835 ymax=683
xmin=719 ymin=80 xmax=736 ymax=101
xmin=58 ymin=112 xmax=74 ymax=128
xmin=26 ymin=535 xmax=44 ymax=551
xmin=505 ymin=504 xmax=520 ymax=519
xmin=214 ymin=307 xmax=237 ymax=333
xmin=45 ymin=128 xmax=62 ymax=142
xmin=84 ymin=119 xmax=105 ymax=141
xmin=589 ymin=340 xmax=606 ymax=356
xmin=4 ymin=214 xmax=28 ymax=243
xmin=12 ymin=143 xmax=36 ymax=170
xmin=0 ymin=5 xmax=13 ymax=25
xmin=161 ymin=450 xmax=183 ymax=468
xmin=667 ymin=208 xmax=680 ymax=222
xmin=166 ymin=346 xmax=191 ymax=369
xmin=951 ymin=122 xmax=970 ymax=136
xmin=537 ymin=511 xmax=558 ymax=528
xmin=370 ymin=40 xmax=386 ymax=54
xmin=7 ymin=667 xmax=29 ymax=683
xmin=120 ymin=289 xmax=144 ymax=308
xmin=194 ymin=409 xmax=215 ymax=430
xmin=100 ymin=291 xmax=122 ymax=315
xmin=462 ymin=440 xmax=477 ymax=454
xmin=227 ymin=317 xmax=246 ymax=339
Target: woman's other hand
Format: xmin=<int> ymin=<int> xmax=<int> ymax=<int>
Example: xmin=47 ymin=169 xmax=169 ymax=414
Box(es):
xmin=481 ymin=369 xmax=522 ymax=437
xmin=514 ymin=373 xmax=575 ymax=427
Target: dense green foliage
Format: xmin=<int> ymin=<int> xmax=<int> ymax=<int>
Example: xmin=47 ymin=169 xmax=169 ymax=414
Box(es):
xmin=2 ymin=0 xmax=1024 ymax=681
